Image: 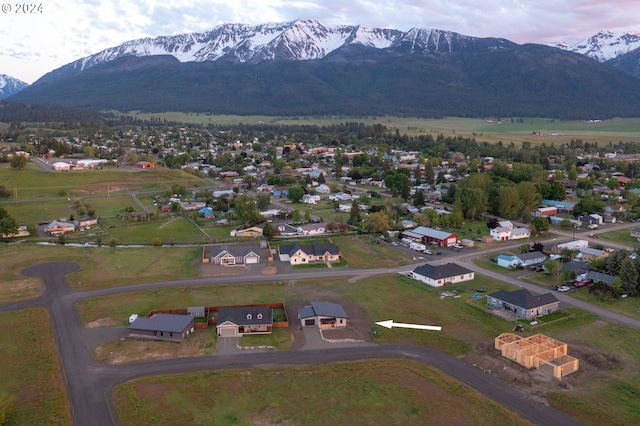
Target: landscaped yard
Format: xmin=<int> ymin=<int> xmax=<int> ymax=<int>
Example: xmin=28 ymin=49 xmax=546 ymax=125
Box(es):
xmin=112 ymin=359 xmax=528 ymax=426
xmin=238 ymin=327 xmax=293 ymax=350
xmin=0 ymin=308 xmax=71 ymax=425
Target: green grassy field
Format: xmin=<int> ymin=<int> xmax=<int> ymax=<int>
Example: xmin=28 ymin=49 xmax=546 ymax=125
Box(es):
xmin=3 ymin=199 xmax=76 ymax=224
xmin=0 ymin=308 xmax=71 ymax=425
xmin=84 ymin=195 xmax=138 ymax=217
xmin=76 ymin=281 xmax=289 ymax=326
xmin=0 ymin=168 xmax=209 ymax=200
xmin=96 ymin=216 xmax=210 ymax=245
xmin=0 ymin=244 xmax=201 ymax=290
xmin=112 ymin=359 xmax=528 ymax=426
xmin=567 ymin=288 xmax=640 ymax=321
xmin=331 ymin=235 xmax=414 ymax=268
xmin=593 ymin=228 xmax=640 ymax=245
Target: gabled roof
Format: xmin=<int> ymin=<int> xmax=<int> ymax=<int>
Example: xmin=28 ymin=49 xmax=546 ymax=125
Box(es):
xmin=128 ymin=313 xmax=193 ymax=332
xmin=411 ymin=226 xmax=454 ymax=241
xmin=488 ymin=289 xmax=558 ymax=309
xmin=515 ymin=251 xmax=546 ymax=261
xmin=412 ymin=262 xmax=473 ymax=280
xmin=218 ymin=306 xmax=273 ymax=326
xmin=586 ymin=271 xmax=616 ymax=284
xmin=279 ymin=242 xmax=340 ymax=257
xmin=298 ymin=301 xmax=348 ymax=319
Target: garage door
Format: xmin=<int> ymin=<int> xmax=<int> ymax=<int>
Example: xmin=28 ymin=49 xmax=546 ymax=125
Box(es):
xmin=245 ymin=256 xmax=259 ymax=264
xmin=304 ymin=319 xmax=316 ymax=326
xmin=218 ymin=326 xmax=237 ymax=336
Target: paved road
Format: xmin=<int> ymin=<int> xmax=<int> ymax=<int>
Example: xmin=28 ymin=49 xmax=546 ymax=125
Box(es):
xmin=13 ymin=261 xmax=588 ymax=426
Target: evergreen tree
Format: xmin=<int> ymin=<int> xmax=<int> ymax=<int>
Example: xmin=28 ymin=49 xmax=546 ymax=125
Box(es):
xmin=263 ymin=221 xmax=275 ymax=240
xmin=414 ymin=189 xmax=425 ymax=207
xmin=349 ymin=199 xmax=361 ymax=225
xmin=619 ymin=257 xmax=640 ymax=296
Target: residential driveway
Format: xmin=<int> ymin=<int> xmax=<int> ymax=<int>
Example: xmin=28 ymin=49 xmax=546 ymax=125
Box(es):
xmin=216 ymin=336 xmax=242 ymax=354
xmin=301 ymin=327 xmax=375 ymax=351
xmin=82 ymin=327 xmax=128 ymax=349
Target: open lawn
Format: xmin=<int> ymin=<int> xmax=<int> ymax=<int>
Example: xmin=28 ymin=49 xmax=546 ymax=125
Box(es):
xmin=76 ymin=282 xmax=289 ymax=326
xmin=0 ymin=244 xmax=201 ymax=290
xmin=331 ymin=235 xmax=413 ymax=268
xmin=238 ymin=327 xmax=293 ymax=350
xmin=112 ymin=359 xmax=528 ymax=426
xmin=0 ymin=308 xmax=71 ymax=425
xmin=94 ymin=327 xmax=218 ymax=365
xmin=0 ymin=168 xmax=209 ymax=200
xmin=2 ymin=199 xmax=77 ymax=225
xmin=83 ymin=195 xmax=138 ymax=218
xmin=594 ymin=228 xmax=640 ymax=246
xmin=567 ymin=288 xmax=640 ymax=321
xmin=95 ymin=216 xmax=211 ymax=245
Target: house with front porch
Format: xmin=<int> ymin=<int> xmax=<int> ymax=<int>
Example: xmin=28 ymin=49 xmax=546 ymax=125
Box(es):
xmin=278 ymin=243 xmax=341 ymax=265
xmin=216 ymin=306 xmax=273 ymax=337
xmin=410 ymin=262 xmax=474 ymax=287
xmin=45 ymin=220 xmax=75 ymax=235
xmin=486 ymin=289 xmax=559 ymax=320
xmin=298 ymin=301 xmax=348 ymax=329
xmin=207 ymin=246 xmax=261 ymax=265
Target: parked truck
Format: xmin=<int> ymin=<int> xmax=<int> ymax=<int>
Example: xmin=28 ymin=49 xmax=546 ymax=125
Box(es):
xmin=409 ymin=242 xmax=427 ymax=251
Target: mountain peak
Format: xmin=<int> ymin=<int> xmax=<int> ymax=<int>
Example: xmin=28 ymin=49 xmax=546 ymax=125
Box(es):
xmin=559 ymin=29 xmax=640 ymax=62
xmin=0 ymin=74 xmax=29 ymax=99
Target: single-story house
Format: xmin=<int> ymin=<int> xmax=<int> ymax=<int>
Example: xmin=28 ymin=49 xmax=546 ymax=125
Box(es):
xmin=45 ymin=220 xmax=75 ymax=235
xmin=402 ymin=226 xmax=458 ymax=247
xmin=338 ymin=204 xmax=352 ymax=213
xmin=487 ymin=289 xmax=559 ymax=320
xmin=52 ymin=161 xmax=71 ymax=171
xmin=410 ymin=262 xmax=475 ymax=287
xmin=298 ymin=301 xmax=348 ymax=329
xmin=208 ymin=246 xmax=261 ymax=265
xmin=128 ymin=313 xmax=195 ymax=342
xmin=605 ymin=204 xmax=626 ymax=214
xmin=180 ymin=201 xmax=206 ymax=211
xmin=315 ymin=184 xmax=331 ymax=194
xmin=496 ymin=254 xmax=520 ymax=269
xmin=278 ymin=243 xmax=341 ymax=264
xmin=555 ymin=240 xmax=589 ymax=251
xmin=213 ymin=189 xmax=236 ymax=198
xmin=300 ymin=223 xmax=326 ymax=236
xmin=230 ymin=226 xmax=263 ymax=238
xmin=586 ymin=271 xmax=616 ymax=285
xmin=514 ymin=251 xmax=547 ymax=267
xmin=216 ymin=306 xmax=273 ymax=336
xmin=578 ymin=247 xmax=608 ymax=262
xmin=1 ymin=224 xmax=29 ymax=239
xmin=630 ymin=228 xmax=640 ymax=238
xmin=302 ymin=194 xmax=321 ymax=204
xmin=579 ymin=213 xmax=603 ymax=225
xmin=259 ymin=209 xmax=281 ymax=218
xmin=510 ymin=227 xmax=531 ymax=240
xmin=75 ymin=217 xmax=98 ymax=228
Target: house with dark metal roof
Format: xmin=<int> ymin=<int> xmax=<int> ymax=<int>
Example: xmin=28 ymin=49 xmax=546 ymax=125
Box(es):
xmin=216 ymin=306 xmax=273 ymax=337
xmin=410 ymin=262 xmax=475 ymax=287
xmin=487 ymin=289 xmax=559 ymax=320
xmin=278 ymin=242 xmax=341 ymax=265
xmin=298 ymin=301 xmax=348 ymax=329
xmin=586 ymin=271 xmax=616 ymax=285
xmin=128 ymin=313 xmax=195 ymax=342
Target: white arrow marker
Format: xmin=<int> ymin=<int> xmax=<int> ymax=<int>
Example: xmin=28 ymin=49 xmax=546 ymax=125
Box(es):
xmin=375 ymin=320 xmax=441 ymax=331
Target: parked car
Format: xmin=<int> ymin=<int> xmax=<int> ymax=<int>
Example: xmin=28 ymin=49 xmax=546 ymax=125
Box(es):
xmin=423 ymin=249 xmax=432 ymax=255
xmin=557 ymin=285 xmax=571 ymax=292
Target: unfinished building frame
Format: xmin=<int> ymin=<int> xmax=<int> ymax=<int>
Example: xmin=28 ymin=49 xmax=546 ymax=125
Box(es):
xmin=495 ymin=333 xmax=579 ymax=379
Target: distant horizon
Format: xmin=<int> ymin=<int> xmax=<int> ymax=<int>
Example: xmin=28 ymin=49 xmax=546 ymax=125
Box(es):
xmin=2 ymin=1 xmax=639 ymax=84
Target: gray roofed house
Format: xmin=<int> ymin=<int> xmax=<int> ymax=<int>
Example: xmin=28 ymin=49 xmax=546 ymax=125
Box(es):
xmin=128 ymin=313 xmax=195 ymax=342
xmin=514 ymin=251 xmax=547 ymax=266
xmin=410 ymin=262 xmax=475 ymax=287
xmin=216 ymin=306 xmax=273 ymax=337
xmin=487 ymin=289 xmax=560 ymax=320
xmin=298 ymin=301 xmax=348 ymax=329
xmin=586 ymin=271 xmax=616 ymax=285
xmin=278 ymin=242 xmax=341 ymax=264
xmin=208 ymin=245 xmax=261 ymax=265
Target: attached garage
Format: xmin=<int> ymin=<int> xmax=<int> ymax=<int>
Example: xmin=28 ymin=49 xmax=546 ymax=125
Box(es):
xmin=245 ymin=253 xmax=260 ymax=264
xmin=217 ymin=323 xmax=238 ymax=336
xmin=304 ymin=318 xmax=316 ymax=326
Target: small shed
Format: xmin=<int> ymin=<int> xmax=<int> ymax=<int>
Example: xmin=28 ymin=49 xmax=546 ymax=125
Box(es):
xmin=187 ymin=307 xmax=205 ymax=318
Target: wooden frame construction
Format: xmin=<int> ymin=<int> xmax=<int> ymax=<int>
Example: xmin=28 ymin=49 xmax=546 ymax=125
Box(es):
xmin=495 ymin=333 xmax=579 ymax=379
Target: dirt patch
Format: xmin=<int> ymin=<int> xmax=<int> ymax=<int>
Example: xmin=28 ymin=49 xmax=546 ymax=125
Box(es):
xmin=261 ymin=264 xmax=278 ymax=275
xmin=199 ymin=263 xmax=247 ymax=277
xmin=464 ymin=339 xmax=623 ymax=404
xmin=0 ymin=278 xmax=43 ymax=304
xmin=86 ymin=318 xmax=118 ymax=328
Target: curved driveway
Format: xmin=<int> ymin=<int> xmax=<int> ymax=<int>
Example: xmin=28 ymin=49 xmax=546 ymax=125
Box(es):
xmin=8 ymin=261 xmax=591 ymax=426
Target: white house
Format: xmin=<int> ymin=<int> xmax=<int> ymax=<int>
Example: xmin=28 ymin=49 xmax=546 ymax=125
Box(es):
xmin=315 ymin=184 xmax=330 ymax=194
xmin=52 ymin=162 xmax=71 ymax=171
xmin=490 ymin=226 xmax=512 ymax=241
xmin=410 ymin=263 xmax=475 ymax=287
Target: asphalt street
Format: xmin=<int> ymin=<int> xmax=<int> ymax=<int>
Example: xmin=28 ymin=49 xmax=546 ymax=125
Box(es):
xmin=5 ymin=258 xmax=593 ymax=426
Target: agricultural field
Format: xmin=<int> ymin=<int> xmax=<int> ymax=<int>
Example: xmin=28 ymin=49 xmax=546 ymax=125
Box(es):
xmin=0 ymin=168 xmax=209 ymax=200
xmin=112 ymin=359 xmax=528 ymax=426
xmin=0 ymin=308 xmax=71 ymax=425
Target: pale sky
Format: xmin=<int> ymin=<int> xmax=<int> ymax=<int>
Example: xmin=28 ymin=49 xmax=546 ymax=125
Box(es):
xmin=2 ymin=0 xmax=639 ymax=84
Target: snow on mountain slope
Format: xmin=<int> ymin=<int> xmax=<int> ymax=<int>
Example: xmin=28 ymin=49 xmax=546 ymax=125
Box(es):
xmin=42 ymin=19 xmax=508 ymax=81
xmin=553 ymin=30 xmax=640 ymax=62
xmin=0 ymin=74 xmax=29 ymax=99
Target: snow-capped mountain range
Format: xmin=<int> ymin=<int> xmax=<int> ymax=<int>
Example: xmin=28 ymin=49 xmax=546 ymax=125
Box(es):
xmin=552 ymin=30 xmax=640 ymax=62
xmin=39 ymin=19 xmax=513 ymax=81
xmin=0 ymin=74 xmax=28 ymax=99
